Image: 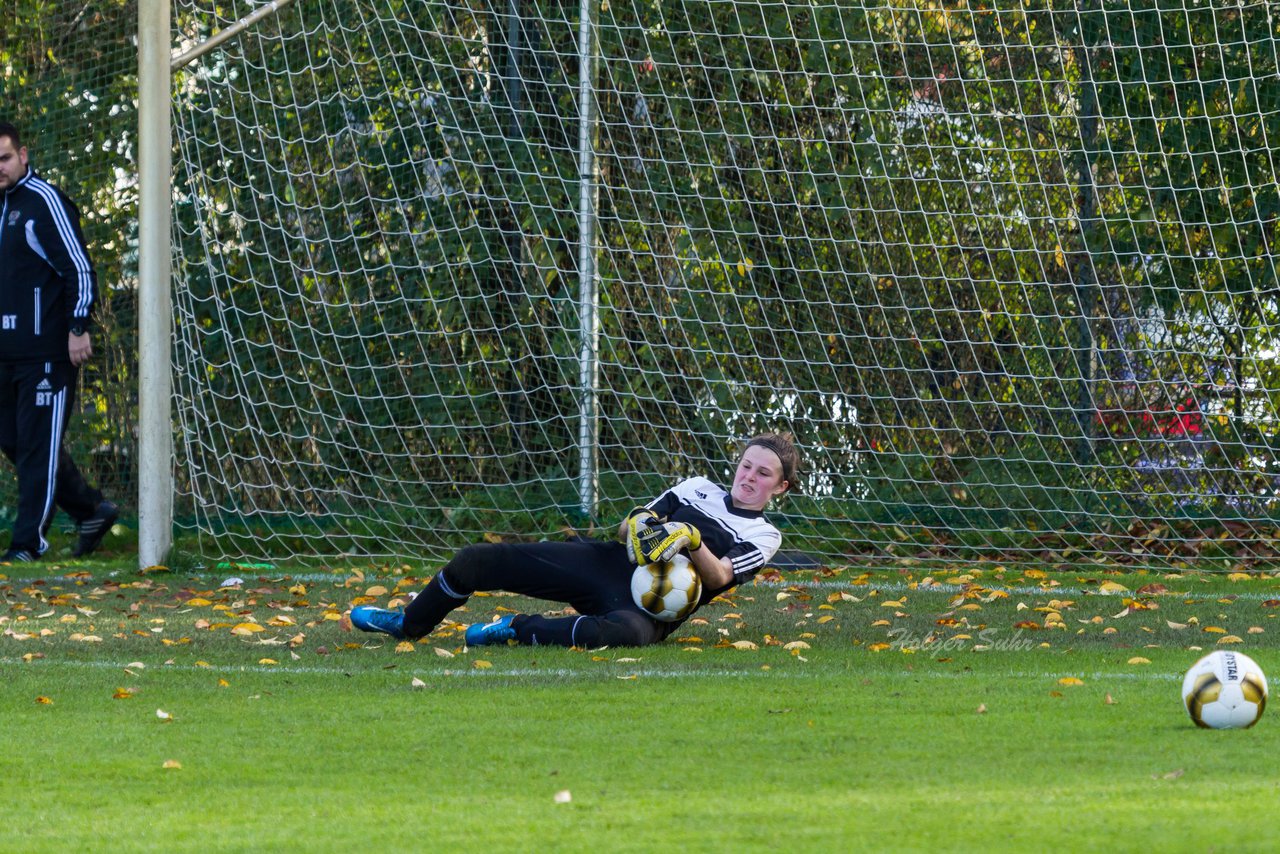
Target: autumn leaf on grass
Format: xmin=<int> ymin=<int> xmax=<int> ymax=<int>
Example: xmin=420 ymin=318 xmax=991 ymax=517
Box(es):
xmin=868 ymin=642 xmax=891 ymax=652
xmin=1097 ymin=581 xmax=1129 ymax=595
xmin=394 ymin=641 xmax=415 ymax=654
xmin=1127 ymin=657 xmax=1151 ymax=665
xmin=1217 ymin=635 xmax=1244 ymax=645
xmin=35 ymin=696 xmax=53 ymax=705
xmin=730 ymin=640 xmax=759 ymax=650
xmin=113 ymin=687 xmax=135 ymax=700
xmin=162 ymin=760 xmax=182 ymax=770
xmin=1057 ymin=677 xmax=1085 ymax=686
xmin=231 ymin=622 xmax=265 ymax=636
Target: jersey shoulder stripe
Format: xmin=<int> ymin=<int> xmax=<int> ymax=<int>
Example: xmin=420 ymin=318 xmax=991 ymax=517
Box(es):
xmin=663 ymin=477 xmax=782 ymax=569
xmin=25 ymin=176 xmax=94 ymax=316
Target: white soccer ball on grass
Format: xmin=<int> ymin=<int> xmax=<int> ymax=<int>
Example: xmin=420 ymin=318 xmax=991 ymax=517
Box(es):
xmin=1182 ymin=649 xmax=1268 ymax=729
xmin=631 ymin=553 xmax=702 ymax=623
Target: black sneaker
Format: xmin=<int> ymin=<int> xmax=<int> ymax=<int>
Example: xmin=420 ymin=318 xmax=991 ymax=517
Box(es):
xmin=0 ymin=548 xmax=38 ymax=563
xmin=73 ymin=500 xmax=119 ymax=558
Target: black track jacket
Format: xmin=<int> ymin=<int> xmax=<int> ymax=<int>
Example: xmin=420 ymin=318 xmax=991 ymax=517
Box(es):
xmin=0 ymin=167 xmax=98 ymax=363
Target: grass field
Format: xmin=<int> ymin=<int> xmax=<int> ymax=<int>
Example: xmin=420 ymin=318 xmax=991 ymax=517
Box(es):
xmin=6 ymin=555 xmax=1280 ymax=852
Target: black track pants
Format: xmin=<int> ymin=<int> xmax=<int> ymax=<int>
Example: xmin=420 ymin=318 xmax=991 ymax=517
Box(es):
xmin=0 ymin=361 xmax=101 ymax=554
xmin=402 ymin=540 xmax=668 ymax=647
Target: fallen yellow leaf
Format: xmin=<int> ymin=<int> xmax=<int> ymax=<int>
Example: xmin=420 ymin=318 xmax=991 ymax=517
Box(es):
xmin=162 ymin=759 xmax=182 ymax=770
xmin=394 ymin=641 xmax=415 ymax=654
xmin=1127 ymin=657 xmax=1151 ymax=664
xmin=473 ymin=660 xmax=492 ymax=669
xmin=258 ymin=658 xmax=278 ymax=665
xmin=1203 ymin=626 xmax=1227 ymax=634
xmin=730 ymin=640 xmax=759 ymax=650
xmin=231 ymin=622 xmax=265 ymax=635
xmin=35 ymin=696 xmax=52 ymax=705
xmin=1217 ymin=635 xmax=1244 ymax=644
xmin=113 ymin=688 xmax=135 ymax=699
xmin=1058 ymin=677 xmax=1085 ymax=686
xmin=868 ymin=642 xmax=891 ymax=652
xmin=1098 ymin=581 xmax=1129 ymax=594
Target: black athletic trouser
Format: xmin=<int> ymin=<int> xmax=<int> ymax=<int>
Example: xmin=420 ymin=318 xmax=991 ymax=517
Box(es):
xmin=403 ymin=540 xmax=670 ymax=647
xmin=0 ymin=361 xmax=101 ymax=554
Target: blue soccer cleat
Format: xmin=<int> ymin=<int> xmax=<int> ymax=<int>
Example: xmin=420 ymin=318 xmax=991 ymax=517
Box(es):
xmin=465 ymin=614 xmax=517 ymax=646
xmin=350 ymin=606 xmax=407 ymax=639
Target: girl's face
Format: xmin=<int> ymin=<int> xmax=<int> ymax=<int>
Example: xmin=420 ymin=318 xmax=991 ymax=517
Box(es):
xmin=730 ymin=445 xmax=789 ymax=511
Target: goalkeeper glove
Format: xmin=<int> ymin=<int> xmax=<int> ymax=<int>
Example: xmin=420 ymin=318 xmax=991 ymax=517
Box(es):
xmin=625 ymin=507 xmax=660 ymax=565
xmin=638 ymin=521 xmax=702 ymax=564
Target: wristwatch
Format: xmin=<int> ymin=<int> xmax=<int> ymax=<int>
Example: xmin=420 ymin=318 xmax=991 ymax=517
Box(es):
xmin=69 ymin=323 xmax=87 ymax=336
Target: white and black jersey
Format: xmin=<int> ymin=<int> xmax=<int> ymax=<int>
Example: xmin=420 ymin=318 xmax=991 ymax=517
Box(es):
xmin=645 ymin=476 xmax=782 ymax=600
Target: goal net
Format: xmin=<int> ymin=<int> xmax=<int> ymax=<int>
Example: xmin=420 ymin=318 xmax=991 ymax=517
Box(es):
xmin=169 ymin=0 xmax=1280 ymax=569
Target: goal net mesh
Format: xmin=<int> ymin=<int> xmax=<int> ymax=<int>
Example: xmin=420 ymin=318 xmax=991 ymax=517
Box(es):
xmin=169 ymin=0 xmax=1280 ymax=569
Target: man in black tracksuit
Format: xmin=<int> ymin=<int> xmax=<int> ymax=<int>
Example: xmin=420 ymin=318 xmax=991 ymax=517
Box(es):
xmin=0 ymin=122 xmax=117 ymax=561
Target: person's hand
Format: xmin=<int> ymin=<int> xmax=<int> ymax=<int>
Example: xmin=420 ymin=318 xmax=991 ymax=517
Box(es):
xmin=69 ymin=331 xmax=92 ymax=366
xmin=639 ymin=521 xmax=702 ymax=564
xmin=625 ymin=508 xmax=659 ymax=565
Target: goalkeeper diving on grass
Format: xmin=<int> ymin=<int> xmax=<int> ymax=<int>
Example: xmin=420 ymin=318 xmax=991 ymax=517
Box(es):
xmin=349 ymin=433 xmax=800 ymax=648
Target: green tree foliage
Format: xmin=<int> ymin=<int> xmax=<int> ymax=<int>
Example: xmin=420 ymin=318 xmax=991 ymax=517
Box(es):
xmin=5 ymin=1 xmax=1279 ymax=560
